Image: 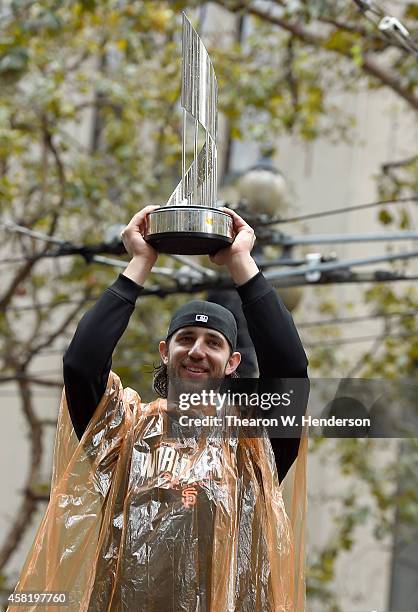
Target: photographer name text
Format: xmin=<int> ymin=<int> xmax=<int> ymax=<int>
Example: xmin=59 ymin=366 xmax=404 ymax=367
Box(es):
xmin=178 ymin=414 xmax=371 ymax=428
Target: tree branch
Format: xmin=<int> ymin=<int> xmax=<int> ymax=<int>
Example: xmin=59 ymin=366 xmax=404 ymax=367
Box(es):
xmin=214 ymin=0 xmax=418 ymax=110
xmin=382 ymin=154 xmax=418 ymax=173
xmin=0 ymin=375 xmax=62 ymax=387
xmin=24 ymin=292 xmax=92 ymax=364
xmin=0 ymin=258 xmax=41 ymax=312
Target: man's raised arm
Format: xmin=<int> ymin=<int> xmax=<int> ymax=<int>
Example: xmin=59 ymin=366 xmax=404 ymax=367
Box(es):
xmin=210 ymin=207 xmax=308 ymax=379
xmin=63 ymin=205 xmax=159 ymax=439
xmin=210 ymin=208 xmax=308 ymax=482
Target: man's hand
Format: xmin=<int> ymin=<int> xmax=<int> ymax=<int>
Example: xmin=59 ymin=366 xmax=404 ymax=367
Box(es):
xmin=210 ymin=208 xmax=259 ymax=285
xmin=121 ymin=205 xmax=159 ymax=262
xmin=121 ymin=205 xmax=159 ymax=286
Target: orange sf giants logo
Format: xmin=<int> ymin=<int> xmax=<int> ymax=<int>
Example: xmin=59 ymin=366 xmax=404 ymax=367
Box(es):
xmin=160 ymin=472 xmax=199 ymax=509
xmin=181 ymin=485 xmax=198 ymax=509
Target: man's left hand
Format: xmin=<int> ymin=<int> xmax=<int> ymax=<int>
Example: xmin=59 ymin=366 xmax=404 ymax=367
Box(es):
xmin=209 ymin=208 xmax=259 ymax=285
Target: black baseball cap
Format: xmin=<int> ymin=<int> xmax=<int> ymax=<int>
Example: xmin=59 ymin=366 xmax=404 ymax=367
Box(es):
xmin=166 ymin=300 xmax=237 ymax=351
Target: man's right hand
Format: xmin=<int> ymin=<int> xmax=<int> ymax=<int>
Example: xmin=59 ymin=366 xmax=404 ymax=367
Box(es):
xmin=121 ymin=205 xmax=159 ymax=286
xmin=121 ymin=205 xmax=159 ymax=262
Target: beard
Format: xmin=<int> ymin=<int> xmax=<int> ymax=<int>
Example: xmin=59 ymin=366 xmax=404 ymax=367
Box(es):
xmin=166 ymin=361 xmax=226 ymax=404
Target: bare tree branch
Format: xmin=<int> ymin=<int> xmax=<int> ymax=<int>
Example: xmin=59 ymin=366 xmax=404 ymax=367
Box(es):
xmin=0 ymin=124 xmax=68 ymax=312
xmin=24 ymin=292 xmax=92 ymax=364
xmin=0 ymin=258 xmax=41 ymax=312
xmin=382 ymin=155 xmax=418 ymax=173
xmin=0 ymin=375 xmax=62 ymax=387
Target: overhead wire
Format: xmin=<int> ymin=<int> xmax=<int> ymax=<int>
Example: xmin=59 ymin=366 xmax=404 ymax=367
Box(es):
xmin=3 ymin=219 xmax=418 ymax=270
xmin=304 ymin=330 xmax=417 ymax=349
xmin=3 ymin=271 xmax=418 ymax=313
xmin=298 ymin=309 xmax=418 ymax=328
xmin=1 ymin=222 xmax=213 ymax=280
xmin=264 ymin=249 xmax=418 ymax=281
xmin=352 ymin=0 xmax=418 ymax=57
xmin=261 ymin=230 xmax=418 ymax=246
xmin=2 ymin=206 xmax=418 ymax=305
xmin=254 ymin=196 xmax=418 ymax=226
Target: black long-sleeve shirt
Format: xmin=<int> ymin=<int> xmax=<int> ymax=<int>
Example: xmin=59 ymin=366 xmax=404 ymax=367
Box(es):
xmin=63 ymin=271 xmax=309 ymax=482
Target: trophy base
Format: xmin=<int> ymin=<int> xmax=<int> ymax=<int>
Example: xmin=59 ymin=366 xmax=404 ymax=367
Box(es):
xmin=144 ymin=206 xmax=234 ymax=255
xmin=146 ymin=231 xmax=233 ymax=255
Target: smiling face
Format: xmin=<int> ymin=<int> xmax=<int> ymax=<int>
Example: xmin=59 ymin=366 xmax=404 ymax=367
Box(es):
xmin=158 ymin=326 xmax=241 ymax=388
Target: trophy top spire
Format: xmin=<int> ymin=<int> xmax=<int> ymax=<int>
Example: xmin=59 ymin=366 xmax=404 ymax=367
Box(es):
xmin=164 ymin=12 xmax=218 ymax=210
xmin=143 ymin=13 xmax=233 ymax=255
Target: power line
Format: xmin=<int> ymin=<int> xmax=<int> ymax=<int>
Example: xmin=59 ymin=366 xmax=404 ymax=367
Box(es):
xmin=4 ymin=220 xmax=418 ymax=267
xmin=262 ymin=230 xmax=418 ymax=247
xmin=298 ymin=309 xmax=418 ymax=328
xmin=3 ymin=270 xmax=418 ymax=313
xmin=352 ymin=0 xmax=418 ymax=57
xmin=255 ymin=197 xmax=418 ymax=226
xmin=264 ymin=249 xmax=418 ymax=281
xmin=305 ymin=330 xmax=417 ymax=349
xmin=0 ymin=252 xmax=205 ymax=280
xmin=2 ymin=222 xmax=67 ymax=245
xmin=3 ymin=223 xmax=418 ymax=302
xmin=1 ymin=253 xmax=305 ymax=268
xmin=1 ymin=222 xmax=216 ymax=280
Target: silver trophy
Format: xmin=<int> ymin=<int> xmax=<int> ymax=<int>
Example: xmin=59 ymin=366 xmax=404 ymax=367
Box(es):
xmin=144 ymin=13 xmax=234 ymax=255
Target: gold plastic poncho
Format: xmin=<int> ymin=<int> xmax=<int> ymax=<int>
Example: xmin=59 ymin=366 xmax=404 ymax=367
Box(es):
xmin=9 ymin=372 xmax=307 ymax=612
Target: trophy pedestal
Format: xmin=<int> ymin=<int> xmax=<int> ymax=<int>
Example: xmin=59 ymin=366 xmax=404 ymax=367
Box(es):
xmin=144 ymin=206 xmax=234 ymax=255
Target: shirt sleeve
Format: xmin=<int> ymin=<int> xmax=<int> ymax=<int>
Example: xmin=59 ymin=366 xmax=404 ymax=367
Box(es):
xmin=236 ymin=271 xmax=308 ymax=378
xmin=63 ymin=274 xmax=144 ymax=440
xmin=236 ymin=271 xmax=309 ymax=482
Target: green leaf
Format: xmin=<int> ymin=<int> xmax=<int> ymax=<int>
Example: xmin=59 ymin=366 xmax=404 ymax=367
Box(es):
xmin=350 ymin=44 xmax=363 ymax=67
xmin=323 ymin=31 xmax=357 ymax=53
xmin=404 ymin=4 xmax=418 ymax=20
xmin=378 ymin=209 xmax=393 ymax=225
xmin=79 ymin=0 xmax=97 ymax=12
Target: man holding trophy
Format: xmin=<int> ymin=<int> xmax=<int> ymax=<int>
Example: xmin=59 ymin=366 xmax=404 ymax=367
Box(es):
xmin=10 ymin=205 xmax=308 ymax=611
xmin=8 ymin=15 xmax=309 ymax=612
